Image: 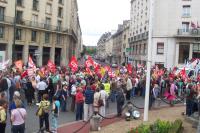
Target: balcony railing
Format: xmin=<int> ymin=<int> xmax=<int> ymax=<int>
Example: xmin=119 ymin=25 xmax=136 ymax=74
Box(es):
xmin=0 ymin=15 xmax=71 ymax=34
xmin=177 ymin=29 xmax=200 ymax=36
xmin=129 ymin=32 xmax=149 ymax=43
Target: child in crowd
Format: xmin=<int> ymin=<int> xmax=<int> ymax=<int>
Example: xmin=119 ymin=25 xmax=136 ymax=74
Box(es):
xmin=51 ymin=96 xmax=60 ymax=133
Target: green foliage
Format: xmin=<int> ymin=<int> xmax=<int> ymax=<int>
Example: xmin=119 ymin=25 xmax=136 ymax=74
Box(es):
xmin=128 ymin=119 xmax=183 ymax=133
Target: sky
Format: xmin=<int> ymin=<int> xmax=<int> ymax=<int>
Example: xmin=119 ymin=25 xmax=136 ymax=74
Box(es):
xmin=77 ymin=0 xmax=130 ymax=46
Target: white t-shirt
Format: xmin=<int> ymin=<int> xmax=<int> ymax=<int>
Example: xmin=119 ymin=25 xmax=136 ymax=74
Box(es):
xmin=37 ymin=81 xmax=47 ymax=91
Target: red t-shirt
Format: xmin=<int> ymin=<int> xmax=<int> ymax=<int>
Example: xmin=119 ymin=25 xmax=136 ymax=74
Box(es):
xmin=75 ymin=92 xmax=84 ymax=103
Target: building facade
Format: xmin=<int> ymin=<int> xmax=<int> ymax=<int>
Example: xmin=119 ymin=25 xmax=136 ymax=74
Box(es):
xmin=129 ymin=0 xmax=200 ymax=69
xmin=112 ymin=20 xmax=130 ymax=65
xmin=97 ymin=32 xmax=112 ymax=61
xmin=0 ymin=0 xmax=82 ymax=66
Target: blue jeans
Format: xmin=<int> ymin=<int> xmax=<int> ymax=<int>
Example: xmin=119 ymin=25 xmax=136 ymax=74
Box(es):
xmin=131 ymin=87 xmax=136 ymax=98
xmin=186 ymin=99 xmax=194 ymax=116
xmin=61 ymin=99 xmax=67 ymax=112
xmin=51 ymin=114 xmax=58 ymax=131
xmin=76 ymin=103 xmax=83 ymax=121
xmin=110 ymin=90 xmax=116 ymax=102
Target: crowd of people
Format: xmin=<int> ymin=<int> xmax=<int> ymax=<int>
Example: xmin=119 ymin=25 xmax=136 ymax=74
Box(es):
xmin=0 ymin=62 xmax=199 ymax=133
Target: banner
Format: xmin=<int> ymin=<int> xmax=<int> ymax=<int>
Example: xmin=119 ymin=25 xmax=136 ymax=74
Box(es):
xmin=47 ymin=60 xmax=56 ymax=73
xmin=28 ymin=56 xmax=36 ymax=68
xmin=127 ymin=64 xmax=132 ymax=74
xmin=15 ymin=60 xmax=23 ymax=71
xmin=69 ymin=56 xmax=78 ymax=72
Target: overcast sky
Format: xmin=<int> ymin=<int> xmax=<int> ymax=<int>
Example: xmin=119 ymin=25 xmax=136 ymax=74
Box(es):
xmin=77 ymin=0 xmax=130 ymax=46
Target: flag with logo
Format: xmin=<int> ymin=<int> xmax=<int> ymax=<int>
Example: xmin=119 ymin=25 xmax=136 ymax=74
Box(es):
xmin=15 ymin=60 xmax=23 ymax=71
xmin=69 ymin=56 xmax=78 ymax=72
xmin=28 ymin=56 xmax=36 ymax=68
xmin=47 ymin=60 xmax=56 ymax=73
xmin=85 ymin=57 xmax=94 ymax=68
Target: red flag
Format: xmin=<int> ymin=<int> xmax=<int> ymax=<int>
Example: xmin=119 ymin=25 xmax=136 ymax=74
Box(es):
xmin=126 ymin=64 xmax=132 ymax=74
xmin=180 ymin=67 xmax=187 ymax=79
xmin=191 ymin=21 xmax=197 ymax=29
xmin=69 ymin=56 xmax=78 ymax=72
xmin=21 ymin=70 xmax=28 ymax=79
xmin=85 ymin=67 xmax=93 ymax=75
xmin=28 ymin=55 xmax=36 ymax=68
xmin=104 ymin=66 xmax=111 ymax=72
xmin=27 ymin=68 xmax=34 ymax=76
xmin=47 ymin=60 xmax=56 ymax=72
xmin=85 ymin=58 xmax=94 ymax=68
xmin=15 ymin=60 xmax=23 ymax=71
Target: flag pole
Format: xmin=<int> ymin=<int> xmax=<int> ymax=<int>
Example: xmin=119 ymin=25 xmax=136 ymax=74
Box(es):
xmin=143 ymin=0 xmax=154 ymax=122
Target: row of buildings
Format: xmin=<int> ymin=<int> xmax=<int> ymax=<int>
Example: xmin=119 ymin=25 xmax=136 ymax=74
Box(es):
xmin=97 ymin=0 xmax=200 ymax=69
xmin=0 ymin=0 xmax=82 ymax=66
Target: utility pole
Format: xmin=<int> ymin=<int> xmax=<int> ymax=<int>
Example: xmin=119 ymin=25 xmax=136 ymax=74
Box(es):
xmin=143 ymin=0 xmax=154 ymax=122
xmin=12 ymin=0 xmax=17 ymax=62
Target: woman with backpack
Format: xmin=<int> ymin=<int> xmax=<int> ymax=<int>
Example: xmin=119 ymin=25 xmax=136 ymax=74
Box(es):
xmin=51 ymin=96 xmax=60 ymax=133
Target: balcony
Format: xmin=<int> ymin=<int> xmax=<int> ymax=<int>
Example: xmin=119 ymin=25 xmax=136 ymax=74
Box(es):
xmin=177 ymin=29 xmax=200 ymax=37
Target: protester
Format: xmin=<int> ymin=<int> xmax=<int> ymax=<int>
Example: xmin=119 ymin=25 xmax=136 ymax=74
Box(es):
xmin=99 ymin=85 xmax=108 ymax=117
xmin=37 ymin=78 xmax=48 ymax=102
xmin=126 ymin=76 xmax=132 ymax=101
xmin=51 ymin=96 xmax=60 ymax=133
xmin=71 ymin=84 xmax=76 ymax=112
xmin=93 ymin=88 xmax=100 ymax=114
xmin=37 ymin=94 xmax=50 ymax=132
xmin=60 ymin=83 xmax=68 ymax=112
xmin=26 ymin=78 xmax=34 ymax=105
xmin=46 ymin=78 xmax=54 ymax=103
xmin=75 ymin=87 xmax=84 ymax=121
xmin=0 ymin=99 xmax=7 ymax=133
xmin=11 ymin=99 xmax=27 ymax=133
xmin=116 ymin=84 xmax=125 ymax=117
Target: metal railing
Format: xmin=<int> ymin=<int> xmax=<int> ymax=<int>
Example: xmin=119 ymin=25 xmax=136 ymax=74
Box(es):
xmin=177 ymin=29 xmax=200 ymax=36
xmin=129 ymin=32 xmax=149 ymax=43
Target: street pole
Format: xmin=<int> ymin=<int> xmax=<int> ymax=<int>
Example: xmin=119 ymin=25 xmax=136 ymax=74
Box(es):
xmin=12 ymin=0 xmax=17 ymax=62
xmin=143 ymin=0 xmax=154 ymax=122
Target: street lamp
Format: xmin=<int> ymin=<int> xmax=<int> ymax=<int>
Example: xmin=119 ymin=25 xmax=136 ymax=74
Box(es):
xmin=12 ymin=0 xmax=17 ymax=62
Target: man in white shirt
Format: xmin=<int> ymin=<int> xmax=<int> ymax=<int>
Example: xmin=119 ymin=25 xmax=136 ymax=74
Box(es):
xmin=36 ymin=78 xmax=47 ymax=102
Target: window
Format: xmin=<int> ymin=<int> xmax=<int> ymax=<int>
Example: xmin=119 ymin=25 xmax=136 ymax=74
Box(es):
xmin=57 ymin=34 xmax=62 ymax=44
xmin=16 ymin=28 xmax=22 ymax=40
xmin=157 ymin=42 xmax=164 ymax=54
xmin=16 ymin=11 xmax=23 ymax=24
xmin=182 ymin=5 xmax=191 ymax=17
xmin=46 ymin=3 xmax=52 ymax=14
xmin=179 ymin=44 xmax=189 ymax=64
xmin=45 ymin=32 xmax=50 ymax=43
xmin=33 ymin=0 xmax=39 ymax=11
xmin=0 ymin=26 xmax=4 ymax=38
xmin=182 ymin=22 xmax=189 ymax=32
xmin=31 ymin=30 xmax=37 ymax=42
xmin=17 ymin=0 xmax=23 ymax=6
xmin=0 ymin=7 xmax=5 ymax=21
xmin=45 ymin=17 xmax=51 ymax=29
xmin=58 ymin=0 xmax=63 ymax=4
xmin=58 ymin=7 xmax=63 ymax=18
xmin=193 ymin=43 xmax=200 ymax=58
xmin=57 ymin=20 xmax=62 ymax=31
xmin=31 ymin=14 xmax=38 ymax=26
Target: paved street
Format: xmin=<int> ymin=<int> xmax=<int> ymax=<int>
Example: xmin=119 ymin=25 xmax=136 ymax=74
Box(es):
xmin=5 ymin=96 xmax=177 ymax=133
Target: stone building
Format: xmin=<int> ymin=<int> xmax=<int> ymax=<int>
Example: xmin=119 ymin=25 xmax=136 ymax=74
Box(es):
xmin=129 ymin=0 xmax=200 ymax=69
xmin=0 ymin=0 xmax=82 ymax=66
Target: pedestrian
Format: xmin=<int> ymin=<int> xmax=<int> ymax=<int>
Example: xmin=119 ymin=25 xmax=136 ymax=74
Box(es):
xmin=83 ymin=84 xmax=94 ymax=122
xmin=31 ymin=76 xmax=38 ymax=103
xmin=0 ymin=99 xmax=7 ymax=133
xmin=116 ymin=84 xmax=125 ymax=117
xmin=99 ymin=84 xmax=108 ymax=118
xmin=46 ymin=78 xmax=54 ymax=103
xmin=75 ymin=87 xmax=84 ymax=121
xmin=11 ymin=99 xmax=27 ymax=133
xmin=51 ymin=96 xmax=60 ymax=133
xmin=60 ymin=83 xmax=68 ymax=112
xmin=26 ymin=78 xmax=34 ymax=106
xmin=36 ymin=78 xmax=48 ymax=102
xmin=71 ymin=84 xmax=76 ymax=112
xmin=126 ymin=76 xmax=132 ymax=101
xmin=93 ymin=88 xmax=100 ymax=114
xmin=37 ymin=94 xmax=50 ymax=132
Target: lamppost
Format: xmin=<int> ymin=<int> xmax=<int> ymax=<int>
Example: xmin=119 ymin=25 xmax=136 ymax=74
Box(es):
xmin=12 ymin=0 xmax=17 ymax=62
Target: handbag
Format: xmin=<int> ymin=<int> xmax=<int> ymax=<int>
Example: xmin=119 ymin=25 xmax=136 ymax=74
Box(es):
xmin=36 ymin=106 xmax=44 ymax=117
xmin=98 ymin=93 xmax=104 ymax=107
